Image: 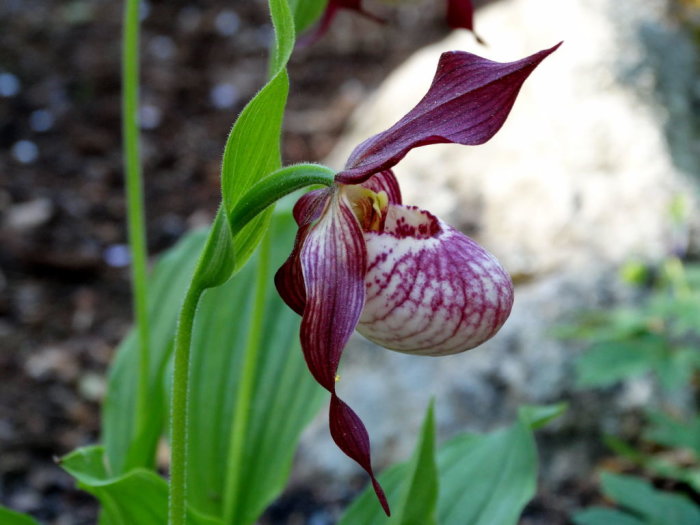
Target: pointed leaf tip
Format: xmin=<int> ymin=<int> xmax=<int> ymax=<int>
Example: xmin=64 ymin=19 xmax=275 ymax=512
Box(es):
xmin=337 ymin=42 xmax=561 ymax=184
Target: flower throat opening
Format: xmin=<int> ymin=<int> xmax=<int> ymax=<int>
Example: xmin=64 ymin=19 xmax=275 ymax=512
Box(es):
xmin=343 ymin=186 xmax=389 ymax=232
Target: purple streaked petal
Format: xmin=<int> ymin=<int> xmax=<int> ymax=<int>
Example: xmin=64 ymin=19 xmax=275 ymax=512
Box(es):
xmin=336 ymin=43 xmax=561 ymax=184
xmin=358 ymin=205 xmax=513 ymax=354
xmin=275 ymin=189 xmax=332 ymax=316
xmin=359 ymin=170 xmax=402 ymax=205
xmin=299 ymin=191 xmax=367 ymax=388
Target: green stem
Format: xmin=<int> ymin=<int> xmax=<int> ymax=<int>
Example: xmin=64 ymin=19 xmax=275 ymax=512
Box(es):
xmin=222 ymin=232 xmax=272 ymax=523
xmin=168 ymin=284 xmax=202 ymax=525
xmin=229 ymin=163 xmax=335 ymax=231
xmin=122 ymin=0 xmax=151 ymax=452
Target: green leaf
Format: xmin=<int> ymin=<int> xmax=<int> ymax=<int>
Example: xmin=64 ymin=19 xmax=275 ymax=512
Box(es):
xmin=340 ymin=410 xmax=538 ymax=525
xmin=0 ymin=506 xmax=40 ymax=525
xmin=518 ymin=402 xmax=568 ymax=430
xmin=392 ymin=402 xmax=439 ymax=525
xmin=268 ymin=0 xmax=296 ymax=75
xmin=645 ymin=412 xmax=700 ymax=457
xmin=653 ymin=347 xmax=697 ymax=392
xmin=437 ymin=414 xmax=537 ymax=525
xmin=184 ymin=212 xmax=325 ymax=524
xmin=289 ymin=0 xmax=328 ymax=34
xmin=60 ymin=446 xmax=221 ymax=525
xmin=573 ymin=507 xmax=646 ymax=525
xmin=219 ymin=70 xmax=288 ymax=215
xmin=574 ymin=338 xmax=665 ymax=388
xmin=340 ymin=402 xmax=439 ymax=525
xmin=600 ymin=472 xmax=700 ymax=525
xmin=102 ymin=229 xmax=208 ymax=474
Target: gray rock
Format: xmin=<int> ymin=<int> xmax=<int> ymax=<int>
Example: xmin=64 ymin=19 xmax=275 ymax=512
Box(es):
xmin=295 ymin=0 xmax=700 ymax=496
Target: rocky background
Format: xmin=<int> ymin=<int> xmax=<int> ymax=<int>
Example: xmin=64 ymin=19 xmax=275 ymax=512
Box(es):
xmin=1 ymin=0 xmax=700 ymax=524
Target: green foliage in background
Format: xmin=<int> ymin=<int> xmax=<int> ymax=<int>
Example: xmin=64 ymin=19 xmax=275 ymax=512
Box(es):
xmin=574 ymin=472 xmax=700 ymax=525
xmin=558 ymin=260 xmax=700 ymax=393
xmin=340 ymin=404 xmax=566 ymax=525
xmin=563 ymin=256 xmax=700 ymax=522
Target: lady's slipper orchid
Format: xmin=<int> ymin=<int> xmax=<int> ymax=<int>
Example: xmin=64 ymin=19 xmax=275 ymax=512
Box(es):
xmin=275 ymin=44 xmax=559 ymax=514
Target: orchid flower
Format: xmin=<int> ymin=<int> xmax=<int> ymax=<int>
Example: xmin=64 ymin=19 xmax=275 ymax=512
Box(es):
xmin=275 ymin=44 xmax=560 ymax=514
xmin=303 ymin=0 xmax=480 ymax=45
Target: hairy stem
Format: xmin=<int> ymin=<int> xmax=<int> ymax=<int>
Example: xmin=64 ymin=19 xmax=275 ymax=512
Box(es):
xmin=168 ymin=284 xmax=202 ymax=525
xmin=229 ymin=163 xmax=335 ymax=231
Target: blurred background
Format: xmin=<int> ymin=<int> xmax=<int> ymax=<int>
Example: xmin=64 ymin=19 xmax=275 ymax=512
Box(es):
xmin=1 ymin=0 xmax=700 ymax=523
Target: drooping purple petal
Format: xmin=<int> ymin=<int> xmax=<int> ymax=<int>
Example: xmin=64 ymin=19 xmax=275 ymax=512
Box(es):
xmin=297 ymin=192 xmax=390 ymax=514
xmin=336 ymin=43 xmax=561 ymax=184
xmin=275 ymin=189 xmax=331 ymax=315
xmin=358 ymin=204 xmax=513 ymax=354
xmin=359 ymin=170 xmax=402 ymax=205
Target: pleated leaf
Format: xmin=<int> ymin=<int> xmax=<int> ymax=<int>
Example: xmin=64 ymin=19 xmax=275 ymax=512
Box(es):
xmin=102 ymin=230 xmax=207 ymax=475
xmin=60 ymin=446 xmax=221 ymax=525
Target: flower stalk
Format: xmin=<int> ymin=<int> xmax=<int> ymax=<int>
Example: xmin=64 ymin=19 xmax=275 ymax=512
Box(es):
xmin=122 ymin=0 xmax=152 ymax=465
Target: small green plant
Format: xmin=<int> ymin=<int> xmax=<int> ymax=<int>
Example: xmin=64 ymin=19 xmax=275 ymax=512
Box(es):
xmin=561 ymin=253 xmax=700 ymax=523
xmin=559 ymin=258 xmax=700 ymax=394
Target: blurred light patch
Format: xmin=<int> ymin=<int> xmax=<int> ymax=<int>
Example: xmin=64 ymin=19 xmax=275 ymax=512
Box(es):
xmin=103 ymin=244 xmax=131 ymax=268
xmin=12 ymin=140 xmax=39 ymax=164
xmin=29 ymin=109 xmax=55 ymax=132
xmin=149 ymin=35 xmax=176 ymax=61
xmin=215 ymin=10 xmax=240 ymax=37
xmin=139 ymin=0 xmax=150 ymax=21
xmin=210 ymin=82 xmax=239 ymax=109
xmin=0 ymin=72 xmax=20 ymax=97
xmin=178 ymin=6 xmax=201 ymax=33
xmin=139 ymin=104 xmax=162 ymax=129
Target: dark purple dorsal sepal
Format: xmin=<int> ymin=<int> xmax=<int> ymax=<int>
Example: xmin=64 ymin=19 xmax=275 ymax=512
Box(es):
xmin=336 ymin=43 xmax=561 ymax=184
